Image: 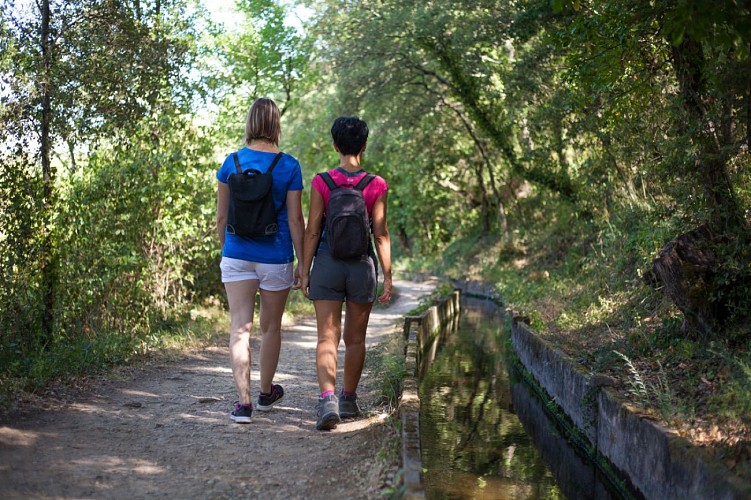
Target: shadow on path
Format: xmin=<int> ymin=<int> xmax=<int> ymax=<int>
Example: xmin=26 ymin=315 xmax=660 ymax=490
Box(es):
xmin=0 ymin=278 xmax=436 ymax=499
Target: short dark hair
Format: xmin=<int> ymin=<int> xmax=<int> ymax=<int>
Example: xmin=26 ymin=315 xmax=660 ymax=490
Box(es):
xmin=331 ymin=116 xmax=368 ymax=156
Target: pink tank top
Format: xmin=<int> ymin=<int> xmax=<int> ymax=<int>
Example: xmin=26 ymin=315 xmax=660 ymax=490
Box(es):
xmin=311 ymin=168 xmax=388 ymax=216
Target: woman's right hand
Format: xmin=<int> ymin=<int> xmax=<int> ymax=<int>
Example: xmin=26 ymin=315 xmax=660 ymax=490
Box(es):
xmin=292 ymin=264 xmax=302 ymax=290
xmin=301 ymin=275 xmax=310 ymax=298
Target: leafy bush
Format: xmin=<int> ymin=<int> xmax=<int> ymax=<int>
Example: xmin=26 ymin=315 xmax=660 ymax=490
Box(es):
xmin=0 ymin=116 xmax=218 ymax=393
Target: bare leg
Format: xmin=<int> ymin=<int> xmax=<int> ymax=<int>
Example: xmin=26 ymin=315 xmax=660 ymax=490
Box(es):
xmin=258 ymin=287 xmax=291 ymax=393
xmin=314 ymin=300 xmax=343 ymax=394
xmin=342 ymin=301 xmax=374 ymax=393
xmin=225 ymin=279 xmax=260 ymax=405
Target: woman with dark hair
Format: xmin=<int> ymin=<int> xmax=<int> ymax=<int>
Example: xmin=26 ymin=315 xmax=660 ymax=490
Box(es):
xmin=216 ymin=97 xmax=305 ymax=423
xmin=301 ymin=116 xmax=393 ymax=431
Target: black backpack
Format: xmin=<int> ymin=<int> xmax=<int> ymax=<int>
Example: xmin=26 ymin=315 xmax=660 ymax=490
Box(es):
xmin=319 ymin=171 xmax=376 ymax=260
xmin=226 ymin=151 xmax=283 ymax=238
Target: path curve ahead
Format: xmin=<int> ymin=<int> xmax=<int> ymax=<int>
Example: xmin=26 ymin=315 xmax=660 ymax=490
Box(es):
xmin=0 ymin=278 xmax=437 ymax=499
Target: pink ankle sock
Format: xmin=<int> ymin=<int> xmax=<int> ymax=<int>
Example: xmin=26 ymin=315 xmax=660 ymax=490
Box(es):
xmin=321 ymin=390 xmax=335 ymax=398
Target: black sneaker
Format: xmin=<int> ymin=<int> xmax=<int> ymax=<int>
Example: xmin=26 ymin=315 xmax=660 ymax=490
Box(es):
xmin=230 ymin=402 xmax=252 ymax=423
xmin=339 ymin=393 xmax=361 ymax=418
xmin=316 ymin=394 xmax=340 ymax=431
xmin=256 ymin=384 xmax=284 ymax=411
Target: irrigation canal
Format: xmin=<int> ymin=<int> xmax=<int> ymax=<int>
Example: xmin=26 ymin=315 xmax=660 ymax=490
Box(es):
xmin=418 ymin=297 xmax=623 ymax=499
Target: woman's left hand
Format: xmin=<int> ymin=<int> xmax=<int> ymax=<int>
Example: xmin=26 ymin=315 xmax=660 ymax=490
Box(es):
xmin=378 ymin=277 xmax=393 ymax=304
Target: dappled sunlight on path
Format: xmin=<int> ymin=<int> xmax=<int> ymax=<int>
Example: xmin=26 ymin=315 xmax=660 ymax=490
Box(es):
xmin=0 ymin=278 xmax=437 ymax=499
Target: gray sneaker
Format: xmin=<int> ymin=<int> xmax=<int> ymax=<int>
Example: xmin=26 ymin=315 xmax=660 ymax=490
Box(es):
xmin=316 ymin=394 xmax=340 ymax=431
xmin=339 ymin=393 xmax=361 ymax=418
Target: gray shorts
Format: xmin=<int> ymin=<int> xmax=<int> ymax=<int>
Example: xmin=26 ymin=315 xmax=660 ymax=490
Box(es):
xmin=308 ymin=249 xmax=376 ymax=303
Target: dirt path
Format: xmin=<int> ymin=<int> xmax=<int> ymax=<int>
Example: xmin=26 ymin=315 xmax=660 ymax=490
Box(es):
xmin=0 ymin=279 xmax=436 ymax=499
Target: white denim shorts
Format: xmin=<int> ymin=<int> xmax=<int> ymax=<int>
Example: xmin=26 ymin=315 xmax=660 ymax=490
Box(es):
xmin=220 ymin=257 xmax=293 ymax=291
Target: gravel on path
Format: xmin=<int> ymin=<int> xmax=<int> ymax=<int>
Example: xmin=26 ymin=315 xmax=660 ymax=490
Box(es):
xmin=0 ymin=278 xmax=436 ymax=499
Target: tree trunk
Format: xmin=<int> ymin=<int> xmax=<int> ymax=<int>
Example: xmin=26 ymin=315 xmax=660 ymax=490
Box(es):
xmin=497 ymin=196 xmax=509 ymax=240
xmin=650 ymin=37 xmax=750 ymax=338
xmin=397 ymin=225 xmax=412 ymax=256
xmin=472 ymin=161 xmax=491 ymax=235
xmin=598 ymin=130 xmax=638 ymax=203
xmin=648 ymin=226 xmax=717 ymax=338
xmin=747 ymin=42 xmax=751 ymax=149
xmin=40 ymin=0 xmax=55 ymax=341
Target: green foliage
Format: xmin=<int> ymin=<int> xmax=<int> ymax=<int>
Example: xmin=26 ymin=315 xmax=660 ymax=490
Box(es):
xmin=284 ymin=289 xmax=315 ymax=318
xmin=206 ymin=0 xmax=313 ymax=152
xmin=0 ymin=112 xmax=218 ymax=390
xmin=0 ymin=0 xmax=317 ymax=394
xmin=0 ymin=0 xmax=218 ymax=391
xmin=403 ymin=279 xmax=455 ymax=316
xmin=366 ymin=334 xmax=406 ymax=411
xmin=1 ymin=0 xmax=749 ymax=446
xmin=305 ymin=0 xmax=750 ymax=314
xmin=710 ymin=236 xmax=751 ymax=327
xmin=710 ymin=352 xmax=751 ymax=421
xmin=527 ymin=310 xmax=546 ymax=334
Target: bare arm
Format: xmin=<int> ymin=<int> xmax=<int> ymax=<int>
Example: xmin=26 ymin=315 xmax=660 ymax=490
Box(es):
xmin=216 ymin=181 xmax=229 ymax=248
xmin=301 ymin=187 xmax=324 ymax=298
xmin=286 ymin=189 xmax=305 ymax=289
xmin=371 ymin=192 xmax=392 ymax=303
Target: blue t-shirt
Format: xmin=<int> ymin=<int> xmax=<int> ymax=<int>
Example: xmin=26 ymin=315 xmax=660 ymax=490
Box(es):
xmin=217 ymin=148 xmax=303 ymax=263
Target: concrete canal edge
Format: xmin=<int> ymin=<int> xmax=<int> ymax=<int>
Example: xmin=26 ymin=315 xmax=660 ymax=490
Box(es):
xmin=510 ymin=316 xmax=751 ymax=500
xmin=393 ymin=284 xmax=749 ymax=498
xmin=397 ymin=289 xmax=461 ymax=499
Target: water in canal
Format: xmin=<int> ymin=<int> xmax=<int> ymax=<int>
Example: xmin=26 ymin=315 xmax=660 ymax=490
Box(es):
xmin=419 ymin=298 xmax=621 ymax=500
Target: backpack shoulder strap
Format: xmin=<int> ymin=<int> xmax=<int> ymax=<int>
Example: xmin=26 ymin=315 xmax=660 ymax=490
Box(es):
xmin=267 ymin=152 xmax=285 ymax=215
xmin=232 ymin=152 xmax=242 ymax=173
xmin=354 ymin=173 xmax=376 ymax=191
xmin=267 ymin=152 xmax=283 ymax=173
xmin=234 ymin=151 xmax=283 ymax=174
xmin=319 ymin=172 xmax=339 ymax=190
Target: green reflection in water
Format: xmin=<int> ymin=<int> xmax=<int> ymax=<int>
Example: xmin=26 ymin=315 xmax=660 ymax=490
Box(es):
xmin=420 ymin=305 xmax=563 ymax=500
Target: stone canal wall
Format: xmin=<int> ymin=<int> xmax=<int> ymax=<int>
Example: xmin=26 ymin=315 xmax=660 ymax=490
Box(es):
xmin=511 ymin=317 xmax=751 ymax=500
xmin=398 ymin=289 xmax=461 ymax=499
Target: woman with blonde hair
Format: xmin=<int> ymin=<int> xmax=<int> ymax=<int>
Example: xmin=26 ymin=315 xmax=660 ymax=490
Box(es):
xmin=216 ymin=97 xmax=305 ymax=423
